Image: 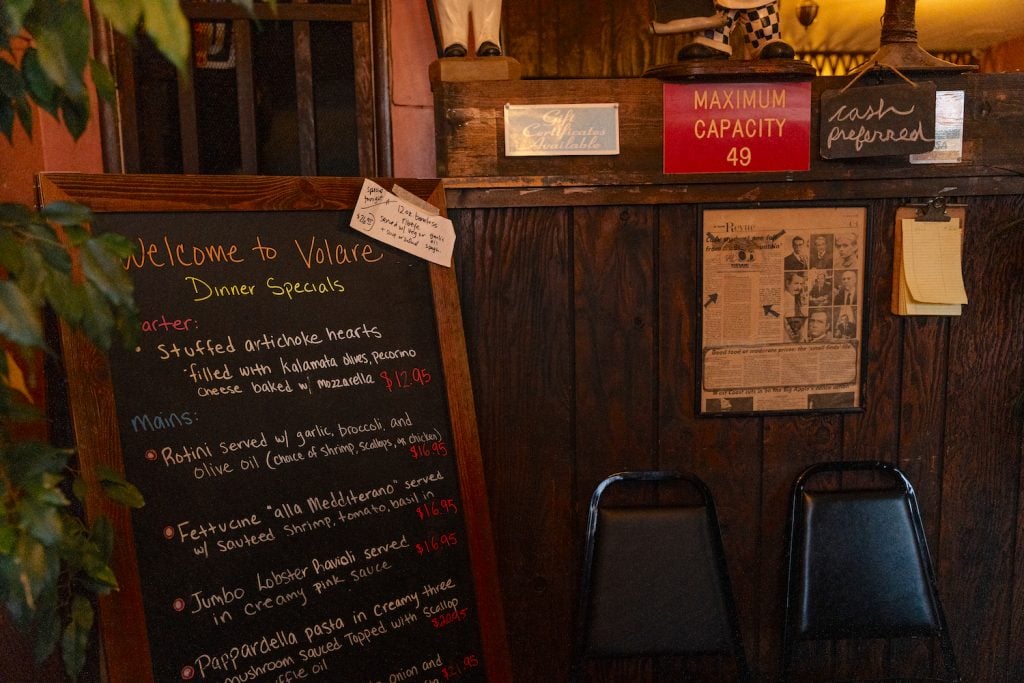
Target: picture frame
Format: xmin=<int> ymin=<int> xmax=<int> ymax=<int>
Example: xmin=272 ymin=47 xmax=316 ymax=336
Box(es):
xmin=697 ymin=204 xmax=868 ymax=416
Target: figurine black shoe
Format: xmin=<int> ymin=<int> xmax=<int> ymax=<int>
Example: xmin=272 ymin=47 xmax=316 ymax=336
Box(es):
xmin=677 ymin=43 xmax=729 ymax=61
xmin=443 ymin=43 xmax=468 ymax=58
xmin=759 ymin=41 xmax=795 ymax=59
xmin=476 ymin=41 xmax=501 ymax=57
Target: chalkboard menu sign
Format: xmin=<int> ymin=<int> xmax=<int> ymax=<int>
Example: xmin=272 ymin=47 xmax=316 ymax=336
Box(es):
xmin=37 ymin=175 xmax=510 ymax=683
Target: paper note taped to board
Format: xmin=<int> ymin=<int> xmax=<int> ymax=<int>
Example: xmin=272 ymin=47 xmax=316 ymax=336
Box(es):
xmin=350 ymin=178 xmax=455 ymax=266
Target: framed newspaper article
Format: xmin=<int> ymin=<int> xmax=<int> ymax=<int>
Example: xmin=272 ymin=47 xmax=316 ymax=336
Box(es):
xmin=698 ymin=205 xmax=868 ymax=415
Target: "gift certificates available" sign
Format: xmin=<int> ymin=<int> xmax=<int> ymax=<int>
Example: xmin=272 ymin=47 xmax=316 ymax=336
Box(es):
xmin=504 ymin=103 xmax=620 ymax=157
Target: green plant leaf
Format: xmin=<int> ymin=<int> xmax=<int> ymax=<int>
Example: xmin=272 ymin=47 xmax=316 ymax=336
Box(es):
xmin=70 ymin=475 xmax=86 ymax=504
xmin=12 ymin=532 xmax=58 ymax=608
xmin=0 ymin=202 xmax=34 ymax=225
xmin=3 ymin=398 xmax=42 ymax=424
xmin=93 ymin=0 xmax=144 ymax=37
xmin=1 ymin=442 xmax=71 ymax=485
xmin=81 ymin=554 xmax=118 ymax=592
xmin=2 ymin=0 xmax=34 ymax=36
xmin=0 ymin=56 xmax=23 ymax=98
xmin=8 ymin=244 xmax=49 ymax=308
xmin=0 ymin=526 xmax=15 ymax=554
xmin=59 ymin=223 xmax=90 ymax=245
xmin=0 ymin=58 xmax=27 ymax=136
xmin=0 ymin=366 xmax=43 ymax=423
xmin=25 ymin=0 xmax=91 ymax=98
xmin=0 ymin=230 xmax=25 ymax=280
xmin=0 ymin=97 xmax=13 ymax=143
xmin=21 ymin=48 xmax=59 ymax=118
xmin=99 ymin=480 xmax=145 ymax=509
xmin=73 ymin=594 xmax=94 ymax=627
xmin=61 ymin=595 xmax=93 ymax=678
xmin=115 ymin=309 xmax=141 ymax=350
xmin=58 ymin=512 xmax=86 ymax=547
xmin=141 ymin=0 xmax=191 ymax=73
xmin=18 ymin=501 xmax=62 ymax=545
xmin=33 ymin=476 xmax=71 ymax=507
xmin=88 ymin=58 xmax=116 ymax=105
xmin=13 ymin=92 xmax=31 ymax=136
xmin=81 ymin=238 xmax=136 ymax=309
xmin=91 ymin=517 xmax=114 ymax=561
xmin=44 ymin=270 xmax=87 ymax=327
xmin=97 ymin=466 xmax=145 ymax=509
xmin=94 ymin=231 xmax=138 ymax=260
xmin=0 ymin=280 xmax=45 ymax=347
xmin=40 ymin=201 xmax=92 ymax=227
xmin=59 ymin=93 xmax=90 ymax=140
xmin=79 ymin=283 xmax=115 ymax=349
xmin=31 ymin=585 xmax=60 ymax=663
xmin=20 ymin=219 xmax=70 ymax=274
xmin=72 ymin=519 xmax=120 ymax=595
xmin=1 ymin=555 xmax=33 ymax=627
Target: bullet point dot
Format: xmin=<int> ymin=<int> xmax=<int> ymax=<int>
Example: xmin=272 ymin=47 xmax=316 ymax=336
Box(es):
xmin=172 ymin=598 xmax=186 ymax=612
xmin=181 ymin=665 xmax=195 ymax=680
xmin=163 ymin=526 xmax=175 ymax=539
xmin=146 ymin=449 xmax=158 ymax=461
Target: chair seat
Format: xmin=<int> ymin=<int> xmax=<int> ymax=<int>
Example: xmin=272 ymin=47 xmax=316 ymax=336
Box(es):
xmin=573 ymin=471 xmax=750 ymax=681
xmin=782 ymin=461 xmax=960 ymax=682
xmin=587 ymin=507 xmax=732 ymax=655
xmin=797 ymin=491 xmax=939 ymax=639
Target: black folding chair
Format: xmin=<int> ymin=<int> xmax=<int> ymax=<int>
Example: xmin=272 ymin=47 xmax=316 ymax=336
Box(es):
xmin=572 ymin=471 xmax=750 ymax=681
xmin=782 ymin=461 xmax=960 ymax=681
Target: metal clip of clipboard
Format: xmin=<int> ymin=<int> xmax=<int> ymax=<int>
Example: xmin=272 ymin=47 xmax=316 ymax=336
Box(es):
xmin=915 ymin=196 xmax=953 ymax=222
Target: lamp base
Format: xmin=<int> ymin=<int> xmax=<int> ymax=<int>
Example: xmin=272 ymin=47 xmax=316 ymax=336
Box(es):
xmin=856 ymin=42 xmax=977 ymax=73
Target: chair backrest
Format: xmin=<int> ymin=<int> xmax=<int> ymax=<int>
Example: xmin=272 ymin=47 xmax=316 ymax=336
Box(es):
xmin=572 ymin=471 xmax=749 ymax=681
xmin=782 ymin=461 xmax=960 ymax=681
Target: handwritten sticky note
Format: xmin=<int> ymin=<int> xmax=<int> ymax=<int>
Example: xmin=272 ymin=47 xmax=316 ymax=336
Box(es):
xmin=902 ymin=218 xmax=968 ymax=304
xmin=350 ymin=179 xmax=455 ymax=267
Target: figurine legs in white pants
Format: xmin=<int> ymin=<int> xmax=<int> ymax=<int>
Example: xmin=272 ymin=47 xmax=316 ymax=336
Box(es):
xmin=435 ymin=0 xmax=502 ymax=57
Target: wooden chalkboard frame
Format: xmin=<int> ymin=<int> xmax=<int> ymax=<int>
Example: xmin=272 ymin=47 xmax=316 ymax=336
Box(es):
xmin=36 ymin=174 xmax=511 ymax=682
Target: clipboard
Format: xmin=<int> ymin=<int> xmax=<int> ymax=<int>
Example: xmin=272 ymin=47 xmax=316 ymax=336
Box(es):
xmin=891 ymin=198 xmax=968 ymax=316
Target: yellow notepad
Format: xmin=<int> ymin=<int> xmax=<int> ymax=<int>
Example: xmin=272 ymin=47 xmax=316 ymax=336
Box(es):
xmin=892 ymin=217 xmax=967 ymax=316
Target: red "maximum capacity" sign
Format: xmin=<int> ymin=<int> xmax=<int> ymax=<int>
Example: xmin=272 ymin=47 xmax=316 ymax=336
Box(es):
xmin=664 ymin=81 xmax=811 ymax=174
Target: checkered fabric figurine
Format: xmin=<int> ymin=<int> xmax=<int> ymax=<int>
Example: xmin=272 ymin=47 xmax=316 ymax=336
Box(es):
xmin=678 ymin=0 xmax=794 ymax=60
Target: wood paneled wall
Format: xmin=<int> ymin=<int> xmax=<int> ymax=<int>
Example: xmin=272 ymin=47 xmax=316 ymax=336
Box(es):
xmin=440 ymin=5 xmax=1024 ymax=678
xmin=450 ymin=194 xmax=1024 ymax=681
xmin=500 ymin=1 xmax=998 ymax=78
xmin=502 ymin=0 xmax=684 ymax=77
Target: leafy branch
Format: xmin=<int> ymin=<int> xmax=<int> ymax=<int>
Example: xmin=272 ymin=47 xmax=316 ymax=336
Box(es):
xmin=2 ymin=0 xmax=192 ymax=142
xmin=1 ymin=0 xmax=196 ymax=677
xmin=0 ymin=199 xmax=143 ymax=678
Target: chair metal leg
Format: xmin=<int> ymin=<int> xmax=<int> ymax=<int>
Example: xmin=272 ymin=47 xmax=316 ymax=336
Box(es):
xmin=938 ymin=631 xmax=961 ymax=682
